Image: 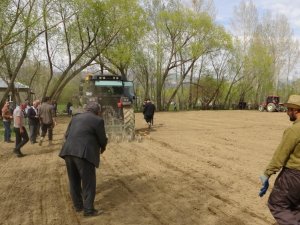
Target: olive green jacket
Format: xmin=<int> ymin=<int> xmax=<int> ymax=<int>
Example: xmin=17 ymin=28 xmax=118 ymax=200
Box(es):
xmin=264 ymin=119 xmax=300 ymax=177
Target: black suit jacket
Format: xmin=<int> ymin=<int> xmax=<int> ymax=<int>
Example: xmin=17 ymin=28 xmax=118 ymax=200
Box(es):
xmin=59 ymin=112 xmax=107 ymax=168
xmin=27 ymin=106 xmax=39 ymax=125
xmin=143 ymin=102 xmax=156 ymax=117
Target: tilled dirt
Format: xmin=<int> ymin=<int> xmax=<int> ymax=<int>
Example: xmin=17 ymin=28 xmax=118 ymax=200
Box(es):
xmin=0 ymin=110 xmax=288 ymax=225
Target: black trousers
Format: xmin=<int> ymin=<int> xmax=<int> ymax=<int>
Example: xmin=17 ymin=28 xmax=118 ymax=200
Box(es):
xmin=144 ymin=115 xmax=154 ymax=125
xmin=268 ymin=167 xmax=300 ymax=225
xmin=64 ymin=156 xmax=96 ymax=213
xmin=41 ymin=123 xmax=53 ymax=140
xmin=14 ymin=126 xmax=29 ymax=151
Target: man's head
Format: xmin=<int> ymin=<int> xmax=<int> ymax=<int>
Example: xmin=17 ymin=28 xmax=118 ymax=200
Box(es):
xmin=33 ymin=100 xmax=40 ymax=107
xmin=20 ymin=103 xmax=27 ymax=110
xmin=85 ymin=101 xmax=101 ymax=115
xmin=284 ymin=95 xmax=300 ymax=121
xmin=42 ymin=96 xmax=50 ymax=103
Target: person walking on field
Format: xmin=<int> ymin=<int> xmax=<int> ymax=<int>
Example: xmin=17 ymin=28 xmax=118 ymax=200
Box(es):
xmin=2 ymin=101 xmax=13 ymax=143
xmin=13 ymin=103 xmax=29 ymax=157
xmin=27 ymin=100 xmax=40 ymax=144
xmin=66 ymin=102 xmax=73 ymax=116
xmin=143 ymin=98 xmax=156 ymax=128
xmin=38 ymin=96 xmax=56 ymax=146
xmin=59 ymin=102 xmax=107 ymax=217
xmin=259 ymin=94 xmax=300 ymax=225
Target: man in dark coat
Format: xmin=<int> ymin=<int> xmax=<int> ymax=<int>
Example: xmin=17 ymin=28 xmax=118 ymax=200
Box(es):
xmin=59 ymin=102 xmax=107 ymax=217
xmin=27 ymin=100 xmax=40 ymax=144
xmin=143 ymin=99 xmax=156 ymax=128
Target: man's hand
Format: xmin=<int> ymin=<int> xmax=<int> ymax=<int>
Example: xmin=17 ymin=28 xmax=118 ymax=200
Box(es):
xmin=20 ymin=126 xmax=24 ymax=134
xmin=259 ymin=175 xmax=269 ymax=197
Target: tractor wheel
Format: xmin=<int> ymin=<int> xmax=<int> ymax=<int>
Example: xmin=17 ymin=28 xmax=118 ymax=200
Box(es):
xmin=267 ymin=103 xmax=276 ymax=112
xmin=258 ymin=105 xmax=265 ymax=112
xmin=123 ymin=107 xmax=135 ymax=141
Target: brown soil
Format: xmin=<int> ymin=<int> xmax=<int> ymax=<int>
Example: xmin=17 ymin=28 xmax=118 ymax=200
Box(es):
xmin=0 ymin=110 xmax=287 ymax=225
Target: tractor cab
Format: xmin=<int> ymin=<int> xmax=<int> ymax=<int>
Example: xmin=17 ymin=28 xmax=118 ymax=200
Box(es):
xmin=266 ymin=96 xmax=279 ymax=105
xmin=259 ymin=95 xmax=286 ymax=112
xmin=79 ymin=74 xmax=136 ymax=141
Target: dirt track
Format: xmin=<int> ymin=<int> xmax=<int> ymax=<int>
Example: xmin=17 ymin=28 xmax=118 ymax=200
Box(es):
xmin=0 ymin=110 xmax=288 ymax=225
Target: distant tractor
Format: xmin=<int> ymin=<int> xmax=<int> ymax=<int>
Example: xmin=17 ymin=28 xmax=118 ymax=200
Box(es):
xmin=258 ymin=95 xmax=286 ymax=112
xmin=79 ymin=74 xmax=136 ymax=141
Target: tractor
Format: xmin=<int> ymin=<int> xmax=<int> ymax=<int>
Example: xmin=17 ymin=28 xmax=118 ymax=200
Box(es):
xmin=79 ymin=74 xmax=135 ymax=141
xmin=258 ymin=95 xmax=286 ymax=112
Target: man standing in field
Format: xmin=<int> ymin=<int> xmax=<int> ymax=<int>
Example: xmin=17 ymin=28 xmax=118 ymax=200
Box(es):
xmin=59 ymin=102 xmax=107 ymax=217
xmin=27 ymin=100 xmax=40 ymax=144
xmin=259 ymin=94 xmax=300 ymax=225
xmin=13 ymin=103 xmax=29 ymax=157
xmin=2 ymin=101 xmax=13 ymax=143
xmin=38 ymin=96 xmax=56 ymax=146
xmin=143 ymin=98 xmax=156 ymax=128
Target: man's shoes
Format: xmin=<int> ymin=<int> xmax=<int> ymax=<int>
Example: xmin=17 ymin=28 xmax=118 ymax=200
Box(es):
xmin=83 ymin=209 xmax=103 ymax=217
xmin=6 ymin=140 xmax=14 ymax=143
xmin=13 ymin=148 xmax=25 ymax=157
xmin=13 ymin=148 xmax=18 ymax=154
xmin=39 ymin=137 xmax=44 ymax=146
xmin=75 ymin=207 xmax=83 ymax=212
xmin=16 ymin=153 xmax=25 ymax=157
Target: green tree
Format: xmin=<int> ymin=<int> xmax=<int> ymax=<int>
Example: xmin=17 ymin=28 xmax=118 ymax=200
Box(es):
xmin=139 ymin=0 xmax=231 ymax=111
xmin=94 ymin=0 xmax=148 ymax=80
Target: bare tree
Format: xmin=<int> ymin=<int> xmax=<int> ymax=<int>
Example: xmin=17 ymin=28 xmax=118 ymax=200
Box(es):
xmin=0 ymin=0 xmax=46 ymax=106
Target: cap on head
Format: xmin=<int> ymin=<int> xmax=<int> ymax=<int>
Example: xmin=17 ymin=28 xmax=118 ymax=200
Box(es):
xmin=85 ymin=101 xmax=101 ymax=114
xmin=284 ymin=95 xmax=300 ymax=109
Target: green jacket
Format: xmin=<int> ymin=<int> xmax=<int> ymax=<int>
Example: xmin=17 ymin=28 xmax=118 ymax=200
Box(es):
xmin=264 ymin=119 xmax=300 ymax=177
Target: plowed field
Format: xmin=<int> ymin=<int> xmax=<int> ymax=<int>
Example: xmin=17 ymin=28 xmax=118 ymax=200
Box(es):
xmin=0 ymin=110 xmax=287 ymax=225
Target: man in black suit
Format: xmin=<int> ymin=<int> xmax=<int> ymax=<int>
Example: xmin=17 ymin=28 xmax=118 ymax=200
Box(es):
xmin=27 ymin=100 xmax=40 ymax=144
xmin=59 ymin=102 xmax=107 ymax=217
xmin=143 ymin=99 xmax=156 ymax=128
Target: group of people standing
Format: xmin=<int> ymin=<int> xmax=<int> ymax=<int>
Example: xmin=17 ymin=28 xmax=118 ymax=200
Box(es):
xmin=4 ymin=93 xmax=300 ymax=223
xmin=1 ymin=96 xmax=57 ymax=157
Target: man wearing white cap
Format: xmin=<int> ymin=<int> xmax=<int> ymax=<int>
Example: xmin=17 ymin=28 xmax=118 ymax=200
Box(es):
xmin=259 ymin=95 xmax=300 ymax=224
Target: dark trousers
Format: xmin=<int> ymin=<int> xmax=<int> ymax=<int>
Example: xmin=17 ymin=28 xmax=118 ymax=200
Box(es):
xmin=268 ymin=167 xmax=300 ymax=225
xmin=29 ymin=124 xmax=39 ymax=143
xmin=14 ymin=127 xmax=29 ymax=151
xmin=64 ymin=156 xmax=96 ymax=213
xmin=3 ymin=121 xmax=11 ymax=142
xmin=144 ymin=115 xmax=154 ymax=125
xmin=41 ymin=123 xmax=53 ymax=140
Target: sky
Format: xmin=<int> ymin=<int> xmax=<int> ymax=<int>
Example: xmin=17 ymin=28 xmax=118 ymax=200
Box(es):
xmin=181 ymin=0 xmax=300 ymax=38
xmin=181 ymin=0 xmax=300 ymax=78
xmin=212 ymin=0 xmax=300 ymax=38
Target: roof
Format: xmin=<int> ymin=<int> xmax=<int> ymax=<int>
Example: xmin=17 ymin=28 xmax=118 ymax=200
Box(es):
xmin=0 ymin=78 xmax=30 ymax=90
